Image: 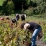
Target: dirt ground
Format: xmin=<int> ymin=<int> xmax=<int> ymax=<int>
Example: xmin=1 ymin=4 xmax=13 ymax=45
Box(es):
xmin=36 ymin=40 xmax=46 ymax=46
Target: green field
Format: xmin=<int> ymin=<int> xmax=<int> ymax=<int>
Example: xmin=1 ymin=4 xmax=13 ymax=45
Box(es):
xmin=0 ymin=16 xmax=46 ymax=46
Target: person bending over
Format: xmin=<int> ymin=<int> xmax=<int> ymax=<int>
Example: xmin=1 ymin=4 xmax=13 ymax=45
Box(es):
xmin=21 ymin=14 xmax=26 ymax=21
xmin=16 ymin=13 xmax=20 ymax=21
xmin=20 ymin=22 xmax=43 ymax=46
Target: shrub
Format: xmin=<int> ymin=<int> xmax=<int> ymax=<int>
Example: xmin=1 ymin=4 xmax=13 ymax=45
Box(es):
xmin=33 ymin=7 xmax=40 ymax=14
xmin=24 ymin=7 xmax=33 ymax=16
xmin=2 ymin=0 xmax=15 ymax=15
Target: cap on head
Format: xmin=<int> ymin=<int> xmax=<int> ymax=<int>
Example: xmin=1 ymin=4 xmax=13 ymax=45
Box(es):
xmin=24 ymin=23 xmax=30 ymax=30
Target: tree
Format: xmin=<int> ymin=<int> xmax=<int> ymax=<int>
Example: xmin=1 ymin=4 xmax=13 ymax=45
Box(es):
xmin=6 ymin=1 xmax=14 ymax=14
xmin=2 ymin=0 xmax=14 ymax=15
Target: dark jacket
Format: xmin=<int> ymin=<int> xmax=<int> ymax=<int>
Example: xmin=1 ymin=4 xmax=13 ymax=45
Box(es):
xmin=27 ymin=22 xmax=41 ymax=31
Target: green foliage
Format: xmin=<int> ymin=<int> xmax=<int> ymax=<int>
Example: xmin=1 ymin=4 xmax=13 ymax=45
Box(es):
xmin=24 ymin=7 xmax=33 ymax=16
xmin=33 ymin=1 xmax=46 ymax=14
xmin=0 ymin=0 xmax=46 ymax=15
xmin=0 ymin=18 xmax=31 ymax=46
xmin=0 ymin=10 xmax=3 ymax=15
xmin=0 ymin=16 xmax=46 ymax=46
xmin=6 ymin=1 xmax=14 ymax=14
xmin=31 ymin=0 xmax=42 ymax=3
xmin=2 ymin=0 xmax=15 ymax=15
xmin=42 ymin=25 xmax=46 ymax=43
xmin=0 ymin=0 xmax=5 ymax=6
xmin=25 ymin=0 xmax=31 ymax=6
xmin=33 ymin=7 xmax=40 ymax=14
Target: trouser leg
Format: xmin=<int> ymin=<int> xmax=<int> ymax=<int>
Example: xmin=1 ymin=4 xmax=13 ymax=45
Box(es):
xmin=31 ymin=27 xmax=41 ymax=46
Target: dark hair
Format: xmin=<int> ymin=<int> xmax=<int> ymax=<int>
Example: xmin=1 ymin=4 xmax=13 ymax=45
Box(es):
xmin=20 ymin=23 xmax=25 ymax=29
xmin=21 ymin=14 xmax=25 ymax=21
xmin=12 ymin=18 xmax=17 ymax=23
xmin=16 ymin=14 xmax=20 ymax=21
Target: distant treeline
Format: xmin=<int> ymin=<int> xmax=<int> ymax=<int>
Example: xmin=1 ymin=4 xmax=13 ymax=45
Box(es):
xmin=0 ymin=0 xmax=46 ymax=15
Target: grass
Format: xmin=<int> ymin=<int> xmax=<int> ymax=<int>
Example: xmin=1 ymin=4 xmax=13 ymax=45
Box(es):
xmin=26 ymin=16 xmax=46 ymax=23
xmin=0 ymin=16 xmax=46 ymax=46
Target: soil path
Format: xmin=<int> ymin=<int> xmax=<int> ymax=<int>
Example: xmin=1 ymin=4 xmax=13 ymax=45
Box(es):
xmin=36 ymin=40 xmax=46 ymax=46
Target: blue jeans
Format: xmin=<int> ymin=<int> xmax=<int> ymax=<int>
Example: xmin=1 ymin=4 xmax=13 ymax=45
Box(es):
xmin=31 ymin=27 xmax=42 ymax=46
